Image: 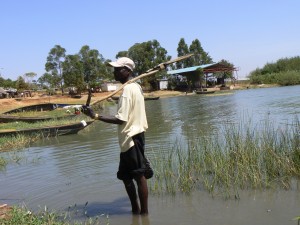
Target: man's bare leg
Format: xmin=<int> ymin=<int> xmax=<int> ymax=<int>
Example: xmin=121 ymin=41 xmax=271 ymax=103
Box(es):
xmin=135 ymin=175 xmax=148 ymax=215
xmin=123 ymin=179 xmax=140 ymax=214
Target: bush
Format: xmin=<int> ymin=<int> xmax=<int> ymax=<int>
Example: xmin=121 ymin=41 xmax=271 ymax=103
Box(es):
xmin=250 ymin=70 xmax=300 ymax=85
xmin=276 ymin=71 xmax=300 ymax=85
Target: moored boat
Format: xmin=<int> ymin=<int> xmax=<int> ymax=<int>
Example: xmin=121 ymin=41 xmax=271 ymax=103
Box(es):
xmin=196 ymin=90 xmax=216 ymax=94
xmin=0 ymin=120 xmax=94 ymax=137
xmin=3 ymin=103 xmax=58 ymax=114
xmin=111 ymin=96 xmax=160 ymax=101
xmin=0 ymin=114 xmax=76 ymax=123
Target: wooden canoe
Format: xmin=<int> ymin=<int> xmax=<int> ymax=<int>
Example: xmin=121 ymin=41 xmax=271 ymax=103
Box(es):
xmin=0 ymin=120 xmax=94 ymax=137
xmin=196 ymin=91 xmax=216 ymax=95
xmin=111 ymin=96 xmax=160 ymax=101
xmin=3 ymin=103 xmax=59 ymax=114
xmin=0 ymin=114 xmax=77 ymax=123
xmin=3 ymin=103 xmax=82 ymax=114
xmin=0 ymin=103 xmax=82 ymax=123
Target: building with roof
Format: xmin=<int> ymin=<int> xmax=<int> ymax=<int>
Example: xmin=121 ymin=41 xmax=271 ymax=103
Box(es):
xmin=167 ymin=62 xmax=238 ymax=91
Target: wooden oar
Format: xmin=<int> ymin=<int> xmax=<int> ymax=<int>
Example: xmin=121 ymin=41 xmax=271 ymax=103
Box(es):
xmin=90 ymin=54 xmax=193 ymax=106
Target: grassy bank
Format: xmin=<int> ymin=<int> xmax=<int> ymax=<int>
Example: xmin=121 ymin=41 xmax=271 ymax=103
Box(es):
xmin=0 ymin=205 xmax=108 ymax=225
xmin=0 ymin=115 xmax=90 ymax=131
xmin=3 ymin=108 xmax=74 ymax=117
xmin=149 ymin=118 xmax=300 ymax=197
xmin=0 ymin=115 xmax=94 ymax=155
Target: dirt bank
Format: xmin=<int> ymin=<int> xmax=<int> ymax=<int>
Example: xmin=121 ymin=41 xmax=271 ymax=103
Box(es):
xmin=0 ymin=204 xmax=12 ymax=220
xmin=0 ymin=90 xmax=183 ymax=114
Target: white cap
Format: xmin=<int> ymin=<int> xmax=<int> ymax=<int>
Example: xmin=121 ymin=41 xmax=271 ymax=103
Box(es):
xmin=108 ymin=57 xmax=135 ymax=71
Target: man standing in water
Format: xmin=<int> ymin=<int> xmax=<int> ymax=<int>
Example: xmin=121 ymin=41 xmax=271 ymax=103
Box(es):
xmin=82 ymin=57 xmax=151 ymax=215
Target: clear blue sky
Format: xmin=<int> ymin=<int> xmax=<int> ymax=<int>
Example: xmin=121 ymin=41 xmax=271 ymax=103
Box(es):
xmin=1 ymin=0 xmax=299 ymax=81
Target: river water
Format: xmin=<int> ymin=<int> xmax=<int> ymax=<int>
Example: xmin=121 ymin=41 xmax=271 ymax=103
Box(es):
xmin=1 ymin=85 xmax=300 ymax=225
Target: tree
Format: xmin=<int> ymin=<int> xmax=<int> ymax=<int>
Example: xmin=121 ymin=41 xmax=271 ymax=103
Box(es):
xmin=214 ymin=59 xmax=235 ymax=86
xmin=16 ymin=76 xmax=28 ymax=91
xmin=0 ymin=76 xmax=3 ymax=86
xmin=38 ymin=72 xmax=60 ymax=88
xmin=78 ymin=45 xmax=109 ymax=86
xmin=176 ymin=38 xmax=190 ymax=69
xmin=195 ymin=67 xmax=205 ymax=91
xmin=189 ymin=39 xmax=213 ymax=66
xmin=120 ymin=40 xmax=171 ymax=90
xmin=24 ymin=72 xmax=37 ymax=89
xmin=248 ymin=56 xmax=300 ymax=85
xmin=45 ymin=45 xmax=66 ymax=94
xmin=126 ymin=40 xmax=171 ymax=75
xmin=0 ymin=77 xmax=16 ymax=88
xmin=116 ymin=51 xmax=128 ymax=58
xmin=62 ymin=54 xmax=85 ymax=94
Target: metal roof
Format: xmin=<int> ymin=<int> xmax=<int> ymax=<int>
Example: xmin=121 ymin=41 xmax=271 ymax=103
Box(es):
xmin=167 ymin=62 xmax=237 ymax=75
xmin=167 ymin=63 xmax=218 ymax=75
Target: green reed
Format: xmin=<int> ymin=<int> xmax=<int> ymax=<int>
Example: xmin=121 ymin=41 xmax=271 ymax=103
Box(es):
xmin=0 ymin=156 xmax=7 ymax=170
xmin=0 ymin=205 xmax=108 ymax=225
xmin=0 ymin=114 xmax=90 ymax=130
xmin=148 ymin=117 xmax=300 ymax=197
xmin=0 ymin=133 xmax=41 ymax=152
xmin=0 ymin=115 xmax=93 ymax=152
xmin=6 ymin=108 xmax=72 ymax=117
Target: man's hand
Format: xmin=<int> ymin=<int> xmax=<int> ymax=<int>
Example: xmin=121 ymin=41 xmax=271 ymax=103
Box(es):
xmin=81 ymin=105 xmax=97 ymax=119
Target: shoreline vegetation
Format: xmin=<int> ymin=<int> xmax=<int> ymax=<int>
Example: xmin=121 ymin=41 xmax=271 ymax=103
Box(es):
xmin=0 ymin=82 xmax=277 ymax=152
xmin=149 ymin=118 xmax=300 ymax=197
xmin=0 ymin=81 xmax=277 ymax=114
xmin=0 ymin=204 xmax=108 ymax=225
xmin=0 ymin=116 xmax=94 ymax=152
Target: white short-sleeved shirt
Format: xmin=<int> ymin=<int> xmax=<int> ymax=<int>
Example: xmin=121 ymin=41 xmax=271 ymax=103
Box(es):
xmin=115 ymin=82 xmax=148 ymax=152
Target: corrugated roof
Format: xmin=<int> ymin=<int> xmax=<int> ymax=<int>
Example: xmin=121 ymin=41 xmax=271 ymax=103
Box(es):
xmin=167 ymin=63 xmax=218 ymax=75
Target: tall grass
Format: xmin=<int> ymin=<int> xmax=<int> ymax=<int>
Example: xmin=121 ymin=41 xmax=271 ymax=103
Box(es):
xmin=0 ymin=115 xmax=90 ymax=130
xmin=6 ymin=108 xmax=73 ymax=117
xmin=0 ymin=205 xmax=109 ymax=225
xmin=0 ymin=133 xmax=42 ymax=152
xmin=148 ymin=117 xmax=300 ymax=197
xmin=0 ymin=115 xmax=93 ymax=152
xmin=0 ymin=156 xmax=7 ymax=170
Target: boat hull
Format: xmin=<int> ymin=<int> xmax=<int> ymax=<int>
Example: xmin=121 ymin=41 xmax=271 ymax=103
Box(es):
xmin=196 ymin=91 xmax=216 ymax=94
xmin=0 ymin=114 xmax=76 ymax=123
xmin=0 ymin=120 xmax=94 ymax=137
xmin=111 ymin=96 xmax=160 ymax=101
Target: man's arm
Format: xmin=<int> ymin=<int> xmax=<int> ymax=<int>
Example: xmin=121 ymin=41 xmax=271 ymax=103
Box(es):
xmin=81 ymin=105 xmax=124 ymax=125
xmin=95 ymin=114 xmax=124 ymax=125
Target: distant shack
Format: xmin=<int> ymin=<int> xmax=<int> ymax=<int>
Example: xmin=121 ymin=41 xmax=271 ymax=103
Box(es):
xmin=167 ymin=62 xmax=238 ymax=91
xmin=101 ymin=82 xmax=122 ymax=92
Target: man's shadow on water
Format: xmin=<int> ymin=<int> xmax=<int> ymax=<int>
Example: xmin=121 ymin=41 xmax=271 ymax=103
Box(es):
xmin=65 ymin=197 xmax=151 ymax=225
xmin=65 ymin=196 xmax=132 ymax=218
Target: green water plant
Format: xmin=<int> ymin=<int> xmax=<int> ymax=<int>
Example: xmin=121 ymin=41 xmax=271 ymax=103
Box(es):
xmin=0 ymin=205 xmax=109 ymax=225
xmin=0 ymin=133 xmax=41 ymax=152
xmin=148 ymin=117 xmax=300 ymax=197
xmin=0 ymin=115 xmax=93 ymax=152
xmin=0 ymin=156 xmax=7 ymax=170
xmin=6 ymin=108 xmax=73 ymax=118
xmin=293 ymin=216 xmax=300 ymax=225
xmin=0 ymin=115 xmax=90 ymax=130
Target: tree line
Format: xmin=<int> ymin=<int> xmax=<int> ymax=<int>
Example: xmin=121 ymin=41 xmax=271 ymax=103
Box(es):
xmin=0 ymin=38 xmax=234 ymax=93
xmin=248 ymin=56 xmax=300 ymax=85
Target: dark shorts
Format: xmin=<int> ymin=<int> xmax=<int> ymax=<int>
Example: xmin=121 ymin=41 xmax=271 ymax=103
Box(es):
xmin=117 ymin=132 xmax=152 ymax=180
